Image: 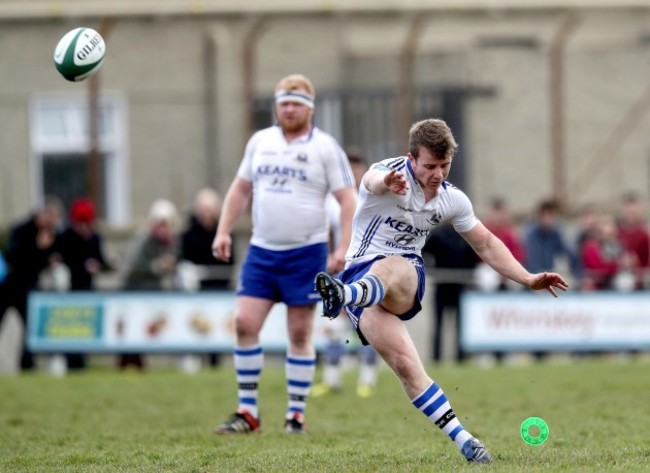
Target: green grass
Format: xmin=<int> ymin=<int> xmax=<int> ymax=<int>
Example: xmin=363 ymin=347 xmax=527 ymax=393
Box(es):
xmin=1 ymin=358 xmax=650 ymax=472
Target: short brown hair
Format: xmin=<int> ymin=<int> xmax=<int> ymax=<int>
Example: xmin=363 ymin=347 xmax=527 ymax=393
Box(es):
xmin=408 ymin=119 xmax=458 ymax=160
xmin=274 ymin=74 xmax=316 ymax=99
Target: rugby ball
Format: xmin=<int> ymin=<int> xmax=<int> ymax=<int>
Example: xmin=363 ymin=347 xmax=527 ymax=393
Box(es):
xmin=53 ymin=27 xmax=106 ymax=82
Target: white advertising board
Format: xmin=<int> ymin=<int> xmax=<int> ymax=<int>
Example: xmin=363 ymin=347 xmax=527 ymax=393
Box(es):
xmin=461 ymin=291 xmax=650 ymax=352
xmin=27 ymin=292 xmax=339 ymax=352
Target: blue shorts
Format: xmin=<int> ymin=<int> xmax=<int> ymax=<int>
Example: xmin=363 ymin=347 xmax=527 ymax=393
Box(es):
xmin=339 ymin=254 xmax=426 ymax=345
xmin=237 ymin=243 xmax=327 ymax=306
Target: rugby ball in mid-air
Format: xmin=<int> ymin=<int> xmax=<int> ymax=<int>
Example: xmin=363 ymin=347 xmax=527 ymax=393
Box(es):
xmin=53 ymin=27 xmax=106 ymax=82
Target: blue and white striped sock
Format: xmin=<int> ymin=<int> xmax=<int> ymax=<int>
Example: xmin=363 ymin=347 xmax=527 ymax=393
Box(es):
xmin=285 ymin=353 xmax=316 ymax=420
xmin=234 ymin=345 xmax=263 ymax=419
xmin=343 ymin=274 xmax=385 ymax=307
xmin=412 ymin=381 xmax=473 ymax=449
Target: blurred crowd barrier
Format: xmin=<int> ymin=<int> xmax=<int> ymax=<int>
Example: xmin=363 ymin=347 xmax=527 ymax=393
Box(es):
xmin=427 ymin=266 xmax=650 ymax=360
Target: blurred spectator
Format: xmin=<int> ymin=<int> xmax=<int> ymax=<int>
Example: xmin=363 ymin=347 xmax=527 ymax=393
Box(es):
xmin=55 ymin=197 xmax=112 ymax=370
xmin=573 ymin=203 xmax=601 ymax=290
xmin=575 ymin=203 xmax=600 ymax=250
xmin=524 ymin=199 xmax=578 ymax=276
xmin=178 ymin=187 xmax=234 ymax=368
xmin=523 ymin=199 xmax=577 ymax=361
xmin=0 ymin=196 xmax=63 ymax=370
xmin=581 ymin=214 xmax=634 ymax=291
xmin=482 ymin=197 xmax=526 ymax=290
xmin=423 ymin=223 xmax=477 ymax=363
xmin=178 ymin=187 xmax=233 ymax=291
xmin=119 ymin=199 xmax=180 ymax=370
xmin=616 ymin=192 xmax=650 ymax=289
xmin=478 ymin=198 xmax=526 ymax=364
xmin=123 ymin=199 xmax=180 ymax=290
xmin=57 ymin=198 xmax=111 ymax=290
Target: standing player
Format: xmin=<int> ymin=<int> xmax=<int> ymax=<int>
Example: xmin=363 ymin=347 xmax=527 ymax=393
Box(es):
xmin=212 ymin=74 xmax=357 ymax=434
xmin=315 ymin=118 xmax=568 ymax=463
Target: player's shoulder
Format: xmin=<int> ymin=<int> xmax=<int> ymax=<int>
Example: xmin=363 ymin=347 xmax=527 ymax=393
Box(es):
xmin=440 ymin=181 xmax=472 ymax=204
xmin=310 ymin=126 xmax=343 ymax=147
xmin=249 ymin=126 xmax=280 ymax=142
xmin=371 ymin=156 xmax=408 ymax=171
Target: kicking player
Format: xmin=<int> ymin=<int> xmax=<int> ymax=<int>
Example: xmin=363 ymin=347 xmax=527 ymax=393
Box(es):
xmin=212 ymin=74 xmax=357 ymax=434
xmin=313 ymin=150 xmax=379 ymax=399
xmin=315 ymin=118 xmax=568 ymax=462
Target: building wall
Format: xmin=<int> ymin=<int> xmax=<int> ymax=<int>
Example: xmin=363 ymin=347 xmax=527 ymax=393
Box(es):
xmin=0 ymin=7 xmax=649 ymax=230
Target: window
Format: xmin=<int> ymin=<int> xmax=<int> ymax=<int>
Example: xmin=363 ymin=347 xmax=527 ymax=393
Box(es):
xmin=29 ymin=92 xmax=129 ymax=225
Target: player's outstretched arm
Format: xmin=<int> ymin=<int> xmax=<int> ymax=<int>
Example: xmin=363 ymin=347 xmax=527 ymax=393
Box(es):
xmin=462 ymin=222 xmax=569 ymax=297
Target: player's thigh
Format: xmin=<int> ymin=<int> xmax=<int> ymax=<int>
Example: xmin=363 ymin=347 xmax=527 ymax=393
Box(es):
xmin=370 ymin=256 xmax=419 ymax=314
xmin=234 ymin=296 xmax=275 ymax=334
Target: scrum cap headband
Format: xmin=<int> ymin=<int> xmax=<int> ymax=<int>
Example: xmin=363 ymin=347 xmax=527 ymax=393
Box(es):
xmin=274 ymin=90 xmax=314 ymax=109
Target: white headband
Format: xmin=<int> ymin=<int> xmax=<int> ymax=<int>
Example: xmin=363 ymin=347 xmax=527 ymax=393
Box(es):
xmin=274 ymin=90 xmax=314 ymax=109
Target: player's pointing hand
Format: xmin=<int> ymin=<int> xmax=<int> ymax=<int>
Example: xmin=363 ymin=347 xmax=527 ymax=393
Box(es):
xmin=384 ymin=169 xmax=409 ymax=195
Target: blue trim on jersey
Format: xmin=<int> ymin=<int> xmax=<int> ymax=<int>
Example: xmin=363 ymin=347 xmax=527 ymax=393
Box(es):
xmin=353 ymin=214 xmax=382 ymax=258
xmin=406 ymin=158 xmax=415 ymax=178
xmin=336 ymin=146 xmax=355 ymax=188
xmin=289 ymin=406 xmax=305 ymax=413
xmin=239 ymin=397 xmax=256 ymax=405
xmin=442 ymin=181 xmax=448 ymax=189
xmin=386 ymin=157 xmax=404 ymax=169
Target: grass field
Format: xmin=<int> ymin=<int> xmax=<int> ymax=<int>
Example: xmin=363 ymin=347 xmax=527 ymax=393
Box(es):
xmin=1 ymin=357 xmax=649 ymax=472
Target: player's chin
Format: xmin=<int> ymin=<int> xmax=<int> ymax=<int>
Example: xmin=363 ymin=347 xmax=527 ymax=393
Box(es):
xmin=279 ymin=119 xmax=302 ymax=131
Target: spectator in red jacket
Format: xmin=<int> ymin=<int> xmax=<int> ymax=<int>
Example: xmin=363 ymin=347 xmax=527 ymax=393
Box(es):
xmin=581 ymin=214 xmax=633 ymax=290
xmin=616 ymin=192 xmax=650 ymax=289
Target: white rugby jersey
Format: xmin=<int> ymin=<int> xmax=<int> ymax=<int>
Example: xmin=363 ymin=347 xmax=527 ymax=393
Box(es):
xmin=237 ymin=125 xmax=355 ymax=250
xmin=346 ymin=156 xmax=479 ymax=266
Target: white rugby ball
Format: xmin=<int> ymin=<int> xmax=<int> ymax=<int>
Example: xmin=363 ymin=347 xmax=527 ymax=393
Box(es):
xmin=53 ymin=27 xmax=106 ymax=82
